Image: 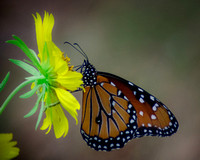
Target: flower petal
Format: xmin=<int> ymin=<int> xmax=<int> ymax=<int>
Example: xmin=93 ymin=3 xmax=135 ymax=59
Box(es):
xmin=40 ymin=105 xmax=69 ymax=138
xmin=57 ymin=71 xmax=83 ymax=91
xmin=33 ymin=12 xmax=54 ymax=61
xmin=40 ymin=108 xmax=52 ymax=134
xmin=52 ymin=105 xmax=69 ymax=138
xmin=54 ymin=88 xmax=80 ymax=124
xmin=52 ymin=54 xmax=69 ymax=75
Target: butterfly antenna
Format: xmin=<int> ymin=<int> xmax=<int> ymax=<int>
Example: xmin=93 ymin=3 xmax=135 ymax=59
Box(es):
xmin=73 ymin=43 xmax=89 ymax=61
xmin=64 ymin=41 xmax=88 ymax=60
xmin=74 ymin=64 xmax=83 ymax=71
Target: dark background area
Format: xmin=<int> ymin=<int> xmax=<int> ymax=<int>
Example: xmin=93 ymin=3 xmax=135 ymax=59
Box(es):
xmin=0 ymin=0 xmax=200 ymax=159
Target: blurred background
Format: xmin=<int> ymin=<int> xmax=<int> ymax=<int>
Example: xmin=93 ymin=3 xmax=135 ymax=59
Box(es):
xmin=0 ymin=0 xmax=200 ymax=159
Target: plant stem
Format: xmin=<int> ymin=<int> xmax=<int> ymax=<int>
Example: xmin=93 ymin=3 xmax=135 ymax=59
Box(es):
xmin=0 ymin=79 xmax=36 ymax=115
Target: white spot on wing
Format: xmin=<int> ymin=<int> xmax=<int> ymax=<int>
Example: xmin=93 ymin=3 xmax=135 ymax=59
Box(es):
xmin=128 ymin=104 xmax=132 ymax=109
xmin=118 ymin=90 xmax=122 ymax=96
xmin=124 ymin=96 xmax=128 ymax=101
xmin=152 ymin=106 xmax=157 ymax=111
xmin=151 ymin=114 xmax=157 ymax=120
xmin=148 ymin=123 xmax=152 ymax=127
xmin=112 ymin=101 xmax=116 ymax=107
xmin=150 ymin=95 xmax=155 ymax=101
xmin=152 ymin=103 xmax=159 ymax=111
xmin=128 ymin=82 xmax=134 ymax=86
xmin=138 ymin=88 xmax=143 ymax=92
xmin=139 ymin=111 xmax=144 ymax=116
xmin=110 ymin=82 xmax=116 ymax=86
xmin=139 ymin=98 xmax=145 ymax=103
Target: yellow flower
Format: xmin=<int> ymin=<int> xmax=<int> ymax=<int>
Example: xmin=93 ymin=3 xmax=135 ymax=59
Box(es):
xmin=1 ymin=12 xmax=83 ymax=138
xmin=0 ymin=133 xmax=20 ymax=160
xmin=32 ymin=12 xmax=83 ymax=138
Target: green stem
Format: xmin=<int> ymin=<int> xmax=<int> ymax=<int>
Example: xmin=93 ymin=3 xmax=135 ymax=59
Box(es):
xmin=0 ymin=79 xmax=36 ymax=115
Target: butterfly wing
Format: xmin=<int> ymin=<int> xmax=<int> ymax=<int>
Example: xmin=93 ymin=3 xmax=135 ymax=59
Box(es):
xmin=81 ymin=71 xmax=179 ymax=151
xmin=97 ymin=72 xmax=179 ymax=138
xmin=81 ymin=73 xmax=138 ymax=151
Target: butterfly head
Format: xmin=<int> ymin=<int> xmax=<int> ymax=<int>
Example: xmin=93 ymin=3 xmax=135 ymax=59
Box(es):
xmin=64 ymin=41 xmax=98 ymax=87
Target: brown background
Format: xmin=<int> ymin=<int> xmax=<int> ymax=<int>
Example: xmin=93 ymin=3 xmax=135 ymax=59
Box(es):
xmin=0 ymin=0 xmax=200 ymax=160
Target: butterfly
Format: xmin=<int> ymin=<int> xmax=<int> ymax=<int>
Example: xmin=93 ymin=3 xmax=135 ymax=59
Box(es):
xmin=65 ymin=42 xmax=179 ymax=151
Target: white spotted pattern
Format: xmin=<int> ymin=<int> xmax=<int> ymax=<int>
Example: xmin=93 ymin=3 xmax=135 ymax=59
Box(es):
xmin=151 ymin=114 xmax=157 ymax=120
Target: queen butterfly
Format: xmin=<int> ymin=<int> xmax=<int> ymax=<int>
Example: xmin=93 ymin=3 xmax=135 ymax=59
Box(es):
xmin=65 ymin=42 xmax=179 ymax=151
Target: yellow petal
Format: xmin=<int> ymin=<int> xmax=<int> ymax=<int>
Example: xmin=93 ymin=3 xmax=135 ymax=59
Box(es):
xmin=33 ymin=12 xmax=43 ymax=56
xmin=40 ymin=105 xmax=69 ymax=138
xmin=57 ymin=71 xmax=83 ymax=91
xmin=33 ymin=12 xmax=54 ymax=61
xmin=54 ymin=88 xmax=80 ymax=124
xmin=40 ymin=108 xmax=52 ymax=134
xmin=49 ymin=41 xmax=63 ymax=57
xmin=52 ymin=54 xmax=69 ymax=75
xmin=51 ymin=105 xmax=69 ymax=138
xmin=43 ymin=11 xmax=54 ymax=42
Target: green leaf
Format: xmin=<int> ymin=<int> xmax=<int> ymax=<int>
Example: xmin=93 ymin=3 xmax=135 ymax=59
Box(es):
xmin=6 ymin=35 xmax=43 ymax=73
xmin=0 ymin=72 xmax=10 ymax=92
xmin=20 ymin=84 xmax=41 ymax=99
xmin=25 ymin=75 xmax=45 ymax=81
xmin=0 ymin=79 xmax=36 ymax=115
xmin=35 ymin=98 xmax=44 ymax=130
xmin=9 ymin=59 xmax=39 ymax=76
xmin=24 ymin=89 xmax=43 ymax=118
xmin=24 ymin=59 xmax=33 ymax=65
xmin=30 ymin=49 xmax=40 ymax=63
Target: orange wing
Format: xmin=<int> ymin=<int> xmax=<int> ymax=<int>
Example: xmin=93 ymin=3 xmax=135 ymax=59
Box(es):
xmin=98 ymin=72 xmax=179 ymax=138
xmin=81 ymin=72 xmax=178 ymax=151
xmin=81 ymin=76 xmax=138 ymax=151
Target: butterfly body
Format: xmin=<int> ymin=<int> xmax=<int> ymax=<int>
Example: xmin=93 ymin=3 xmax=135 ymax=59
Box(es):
xmin=80 ymin=60 xmax=178 ymax=151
